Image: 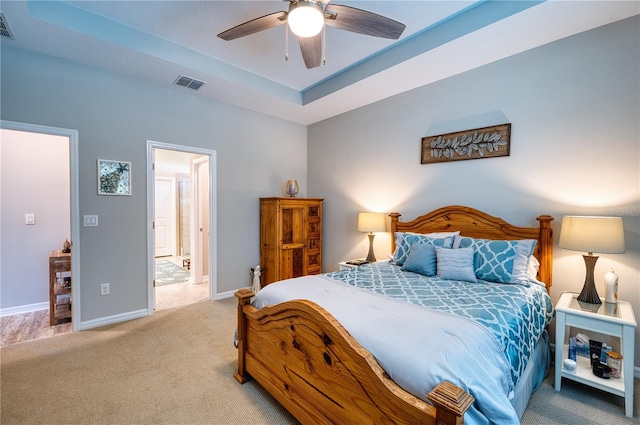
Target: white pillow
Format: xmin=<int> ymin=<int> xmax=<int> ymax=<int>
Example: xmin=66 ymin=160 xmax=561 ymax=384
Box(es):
xmin=527 ymin=255 xmax=540 ymax=280
xmin=436 ymin=247 xmax=477 ymax=283
xmin=405 ymin=231 xmax=461 ymax=237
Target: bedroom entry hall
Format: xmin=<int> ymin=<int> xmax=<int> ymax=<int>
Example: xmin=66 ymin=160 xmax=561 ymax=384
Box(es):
xmin=0 ymin=121 xmax=79 ymax=346
xmin=150 ymin=145 xmax=213 ymax=311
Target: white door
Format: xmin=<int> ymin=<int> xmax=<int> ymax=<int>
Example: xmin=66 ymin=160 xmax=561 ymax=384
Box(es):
xmin=154 ymin=178 xmax=175 ymax=257
xmin=191 ymin=157 xmax=209 ymax=285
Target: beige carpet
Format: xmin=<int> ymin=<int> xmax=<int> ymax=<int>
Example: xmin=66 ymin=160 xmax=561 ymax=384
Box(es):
xmin=0 ymin=298 xmax=296 ymax=425
xmin=1 ymin=297 xmax=638 ymax=424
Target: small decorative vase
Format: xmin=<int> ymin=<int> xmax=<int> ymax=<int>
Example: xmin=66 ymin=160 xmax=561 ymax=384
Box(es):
xmin=285 ymin=180 xmax=299 ymax=197
xmin=604 ymin=267 xmax=618 ymax=304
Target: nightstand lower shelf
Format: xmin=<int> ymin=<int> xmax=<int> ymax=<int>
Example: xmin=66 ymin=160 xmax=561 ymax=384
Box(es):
xmin=559 ymin=345 xmax=624 ymax=396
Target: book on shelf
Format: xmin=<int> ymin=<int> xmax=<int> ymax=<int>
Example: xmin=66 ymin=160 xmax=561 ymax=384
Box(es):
xmin=56 ymin=293 xmax=71 ymax=304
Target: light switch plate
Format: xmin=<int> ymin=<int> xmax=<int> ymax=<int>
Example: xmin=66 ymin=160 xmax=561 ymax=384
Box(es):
xmin=83 ymin=215 xmax=99 ymax=227
xmin=25 ymin=213 xmax=36 ymax=225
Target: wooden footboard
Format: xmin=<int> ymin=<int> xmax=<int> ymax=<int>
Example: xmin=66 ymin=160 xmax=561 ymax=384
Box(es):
xmin=235 ymin=288 xmax=474 ymax=425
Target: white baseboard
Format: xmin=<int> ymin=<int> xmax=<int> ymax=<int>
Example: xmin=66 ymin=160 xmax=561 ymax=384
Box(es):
xmin=79 ymin=289 xmax=240 ymax=330
xmin=80 ymin=286 xmax=249 ymax=328
xmin=214 ymin=287 xmax=249 ymax=300
xmin=0 ymin=302 xmax=48 ymax=317
xmin=79 ymin=287 xmax=246 ymax=330
xmin=79 ymin=309 xmax=148 ymax=330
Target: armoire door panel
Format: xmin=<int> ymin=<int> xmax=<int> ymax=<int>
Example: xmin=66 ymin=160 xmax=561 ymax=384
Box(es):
xmin=280 ymin=248 xmax=304 ymax=280
xmin=308 ymin=238 xmax=320 ymax=251
xmin=282 ymin=208 xmax=304 ymax=245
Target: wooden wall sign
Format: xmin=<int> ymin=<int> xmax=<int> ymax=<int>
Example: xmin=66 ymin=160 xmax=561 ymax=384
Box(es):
xmin=421 ymin=123 xmax=511 ymax=164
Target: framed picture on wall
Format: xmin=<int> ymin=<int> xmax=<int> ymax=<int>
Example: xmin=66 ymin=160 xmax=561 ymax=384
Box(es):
xmin=421 ymin=123 xmax=511 ymax=165
xmin=97 ymin=159 xmax=131 ymax=195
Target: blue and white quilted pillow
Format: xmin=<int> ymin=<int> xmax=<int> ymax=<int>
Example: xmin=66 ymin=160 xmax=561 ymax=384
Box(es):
xmin=453 ymin=236 xmax=537 ymax=285
xmin=393 ymin=232 xmax=457 ymax=266
xmin=435 ymin=247 xmax=477 ymax=282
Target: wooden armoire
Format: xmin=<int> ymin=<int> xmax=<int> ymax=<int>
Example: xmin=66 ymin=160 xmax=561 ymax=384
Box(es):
xmin=259 ymin=197 xmax=323 ymax=287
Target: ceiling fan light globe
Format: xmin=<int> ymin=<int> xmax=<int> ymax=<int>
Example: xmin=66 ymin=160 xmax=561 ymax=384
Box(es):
xmin=288 ymin=1 xmax=324 ymax=38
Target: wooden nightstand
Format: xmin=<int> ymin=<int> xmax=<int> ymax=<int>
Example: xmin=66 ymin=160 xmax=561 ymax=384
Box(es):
xmin=554 ymin=292 xmax=636 ymax=418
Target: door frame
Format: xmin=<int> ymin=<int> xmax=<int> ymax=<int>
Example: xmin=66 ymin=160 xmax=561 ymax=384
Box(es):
xmin=146 ymin=140 xmax=217 ymax=314
xmin=1 ymin=120 xmax=80 ymax=331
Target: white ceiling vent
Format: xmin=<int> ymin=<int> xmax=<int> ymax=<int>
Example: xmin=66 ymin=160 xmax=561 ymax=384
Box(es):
xmin=0 ymin=12 xmax=15 ymax=39
xmin=174 ymin=75 xmax=206 ymax=91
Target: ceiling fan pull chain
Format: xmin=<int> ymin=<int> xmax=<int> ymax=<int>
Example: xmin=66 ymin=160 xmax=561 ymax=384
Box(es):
xmin=285 ymin=23 xmax=289 ymax=61
xmin=322 ymin=25 xmax=326 ymax=65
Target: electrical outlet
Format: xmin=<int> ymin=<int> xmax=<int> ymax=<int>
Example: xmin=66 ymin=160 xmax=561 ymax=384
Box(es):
xmin=100 ymin=282 xmax=110 ymax=295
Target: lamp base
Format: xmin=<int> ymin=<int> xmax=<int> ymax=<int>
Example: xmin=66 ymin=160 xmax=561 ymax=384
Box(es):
xmin=576 ymin=254 xmax=601 ymax=305
xmin=365 ymin=233 xmax=377 ymax=263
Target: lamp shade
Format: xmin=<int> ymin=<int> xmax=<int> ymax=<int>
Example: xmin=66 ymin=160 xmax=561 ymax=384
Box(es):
xmin=559 ymin=216 xmax=626 ymax=254
xmin=357 ymin=212 xmax=386 ymax=233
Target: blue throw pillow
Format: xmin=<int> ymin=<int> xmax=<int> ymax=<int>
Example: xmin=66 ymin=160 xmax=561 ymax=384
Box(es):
xmin=401 ymin=243 xmax=437 ymax=276
xmin=454 ymin=236 xmax=537 ymax=285
xmin=393 ymin=233 xmax=455 ymax=266
xmin=435 ymin=247 xmax=477 ymax=282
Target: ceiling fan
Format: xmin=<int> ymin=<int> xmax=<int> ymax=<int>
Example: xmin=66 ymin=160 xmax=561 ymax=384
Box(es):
xmin=217 ymin=0 xmax=406 ymax=69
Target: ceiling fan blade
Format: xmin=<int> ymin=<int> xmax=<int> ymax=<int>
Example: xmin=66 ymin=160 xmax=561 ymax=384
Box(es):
xmin=299 ymin=34 xmax=322 ymax=69
xmin=217 ymin=11 xmax=287 ymax=41
xmin=324 ymin=4 xmax=405 ymax=40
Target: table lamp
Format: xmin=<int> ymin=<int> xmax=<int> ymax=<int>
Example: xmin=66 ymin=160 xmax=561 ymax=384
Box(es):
xmin=558 ymin=215 xmax=625 ymax=304
xmin=357 ymin=212 xmax=386 ymax=262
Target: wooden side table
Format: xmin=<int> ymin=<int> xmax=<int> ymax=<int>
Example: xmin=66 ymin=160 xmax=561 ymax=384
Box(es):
xmin=49 ymin=251 xmax=71 ymax=326
xmin=338 ymin=259 xmax=368 ymax=270
xmin=554 ymin=291 xmax=636 ymax=418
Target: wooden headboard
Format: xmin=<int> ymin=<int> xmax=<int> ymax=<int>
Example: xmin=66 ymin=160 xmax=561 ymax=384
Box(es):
xmin=389 ymin=205 xmax=554 ymax=291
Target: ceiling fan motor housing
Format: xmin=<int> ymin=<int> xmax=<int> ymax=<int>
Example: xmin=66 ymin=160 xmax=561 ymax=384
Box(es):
xmin=288 ymin=1 xmax=325 ymax=38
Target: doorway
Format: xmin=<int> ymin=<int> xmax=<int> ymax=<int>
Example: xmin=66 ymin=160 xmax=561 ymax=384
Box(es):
xmin=146 ymin=141 xmax=216 ymax=314
xmin=0 ymin=120 xmax=80 ymax=343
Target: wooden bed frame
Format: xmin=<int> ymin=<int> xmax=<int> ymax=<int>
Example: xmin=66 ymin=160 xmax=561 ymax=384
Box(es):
xmin=234 ymin=205 xmax=554 ymax=425
xmin=390 ymin=205 xmax=554 ymax=292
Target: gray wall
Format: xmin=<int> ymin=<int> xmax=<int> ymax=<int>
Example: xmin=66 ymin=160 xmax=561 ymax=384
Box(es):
xmin=308 ymin=17 xmax=640 ymax=366
xmin=0 ymin=46 xmax=307 ymax=322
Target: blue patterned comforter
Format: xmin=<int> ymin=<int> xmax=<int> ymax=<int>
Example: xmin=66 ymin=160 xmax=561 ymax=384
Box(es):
xmin=253 ymin=262 xmax=554 ymax=424
xmin=325 ymin=261 xmax=554 ymax=388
